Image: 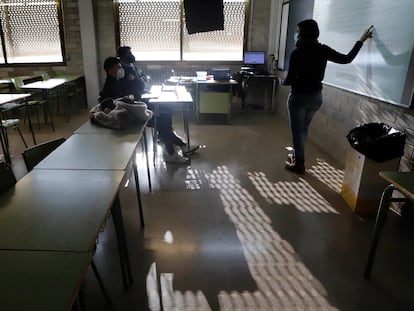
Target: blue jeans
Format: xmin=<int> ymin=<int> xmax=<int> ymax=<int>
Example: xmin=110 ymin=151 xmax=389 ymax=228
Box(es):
xmin=287 ymin=92 xmax=322 ymax=163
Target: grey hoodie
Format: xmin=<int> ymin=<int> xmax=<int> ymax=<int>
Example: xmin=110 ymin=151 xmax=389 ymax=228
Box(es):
xmin=90 ymin=98 xmax=153 ymax=130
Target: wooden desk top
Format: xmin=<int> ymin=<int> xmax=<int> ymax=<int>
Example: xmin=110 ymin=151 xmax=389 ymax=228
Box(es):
xmin=0 ymin=169 xmax=124 ymax=251
xmin=55 ymin=74 xmax=84 ymax=82
xmin=20 ymin=78 xmax=67 ymax=90
xmin=148 ymin=85 xmax=193 ymax=104
xmin=0 ymin=250 xmax=91 ymax=311
xmin=0 ymin=93 xmax=31 ymax=105
xmin=195 ymin=79 xmax=238 ymax=85
xmin=35 ymin=132 xmax=141 ymax=170
xmin=379 ymin=171 xmax=414 ymax=201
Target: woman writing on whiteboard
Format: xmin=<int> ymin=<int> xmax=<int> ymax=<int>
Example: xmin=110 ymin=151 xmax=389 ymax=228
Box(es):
xmin=281 ymin=19 xmax=373 ymax=174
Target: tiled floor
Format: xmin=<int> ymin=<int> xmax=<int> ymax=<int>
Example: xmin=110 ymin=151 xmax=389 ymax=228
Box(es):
xmin=3 ymin=105 xmax=414 ymax=311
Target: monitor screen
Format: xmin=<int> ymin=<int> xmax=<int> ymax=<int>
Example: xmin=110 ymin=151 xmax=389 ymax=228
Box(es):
xmin=243 ymin=51 xmax=265 ymax=65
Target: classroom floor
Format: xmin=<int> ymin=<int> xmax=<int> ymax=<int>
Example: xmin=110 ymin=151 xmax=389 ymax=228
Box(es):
xmin=3 ymin=103 xmax=414 ymax=311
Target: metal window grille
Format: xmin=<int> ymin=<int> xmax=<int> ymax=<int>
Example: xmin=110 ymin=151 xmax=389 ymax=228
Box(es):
xmin=117 ymin=0 xmax=247 ymax=61
xmin=0 ymin=0 xmax=64 ymax=64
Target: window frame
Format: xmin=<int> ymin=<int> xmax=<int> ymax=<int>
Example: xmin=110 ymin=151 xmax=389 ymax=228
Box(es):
xmin=113 ymin=0 xmax=251 ymax=64
xmin=0 ymin=0 xmax=66 ymax=67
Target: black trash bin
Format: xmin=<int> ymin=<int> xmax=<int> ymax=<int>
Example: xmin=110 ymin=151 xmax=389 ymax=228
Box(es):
xmin=342 ymin=123 xmax=406 ymax=215
xmin=346 ymin=122 xmax=406 ymax=162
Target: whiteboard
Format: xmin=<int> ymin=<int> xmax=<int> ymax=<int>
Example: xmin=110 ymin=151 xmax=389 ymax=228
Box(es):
xmin=313 ymin=0 xmax=414 ymax=107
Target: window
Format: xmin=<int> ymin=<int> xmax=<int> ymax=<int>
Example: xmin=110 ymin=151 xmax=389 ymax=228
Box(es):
xmin=115 ymin=0 xmax=247 ymax=61
xmin=0 ymin=0 xmax=65 ymax=65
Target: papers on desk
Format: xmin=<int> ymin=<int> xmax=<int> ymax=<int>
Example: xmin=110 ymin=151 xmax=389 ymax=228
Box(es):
xmin=141 ymin=85 xmax=162 ymax=99
xmin=161 ymin=84 xmax=177 ymax=92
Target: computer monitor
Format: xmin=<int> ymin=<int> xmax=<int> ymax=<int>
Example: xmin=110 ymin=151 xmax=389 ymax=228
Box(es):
xmin=243 ymin=51 xmax=265 ymax=65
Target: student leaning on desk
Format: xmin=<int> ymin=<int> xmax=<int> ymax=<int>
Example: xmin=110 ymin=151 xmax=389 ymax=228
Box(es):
xmin=280 ymin=19 xmax=373 ymax=174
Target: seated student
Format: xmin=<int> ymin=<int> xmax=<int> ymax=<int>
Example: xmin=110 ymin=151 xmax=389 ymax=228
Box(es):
xmin=116 ymin=47 xmax=200 ymax=164
xmin=89 ymin=97 xmax=153 ymax=130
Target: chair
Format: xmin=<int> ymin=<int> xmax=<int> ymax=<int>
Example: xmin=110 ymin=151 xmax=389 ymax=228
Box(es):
xmin=0 ymin=81 xmax=26 ymax=120
xmin=1 ymin=119 xmax=28 ymax=164
xmin=22 ymin=137 xmax=66 ymax=172
xmin=11 ymin=77 xmax=55 ymax=131
xmin=0 ymin=161 xmax=16 ymax=195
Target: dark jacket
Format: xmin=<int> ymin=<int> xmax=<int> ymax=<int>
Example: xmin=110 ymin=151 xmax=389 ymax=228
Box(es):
xmin=283 ymin=40 xmax=363 ymax=94
xmin=120 ymin=62 xmax=147 ymax=100
xmin=99 ymin=75 xmax=123 ymax=102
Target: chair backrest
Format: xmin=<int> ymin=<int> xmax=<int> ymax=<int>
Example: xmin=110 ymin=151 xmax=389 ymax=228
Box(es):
xmin=22 ymin=137 xmax=66 ymax=172
xmin=11 ymin=77 xmax=24 ymax=91
xmin=0 ymin=161 xmax=17 ymax=195
xmin=41 ymin=73 xmax=50 ymax=81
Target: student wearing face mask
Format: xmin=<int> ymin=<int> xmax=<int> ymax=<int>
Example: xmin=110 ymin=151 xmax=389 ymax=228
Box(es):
xmin=116 ymin=46 xmax=200 ymax=164
xmin=99 ymin=56 xmax=126 ymax=101
xmin=117 ymin=46 xmax=148 ymax=100
xmin=281 ymin=19 xmax=373 ymax=174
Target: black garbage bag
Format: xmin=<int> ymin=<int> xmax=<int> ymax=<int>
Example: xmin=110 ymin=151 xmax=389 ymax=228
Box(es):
xmin=346 ymin=122 xmax=406 ymax=162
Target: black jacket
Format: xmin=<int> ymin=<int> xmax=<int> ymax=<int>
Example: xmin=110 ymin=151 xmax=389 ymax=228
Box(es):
xmin=283 ymin=40 xmax=363 ymax=94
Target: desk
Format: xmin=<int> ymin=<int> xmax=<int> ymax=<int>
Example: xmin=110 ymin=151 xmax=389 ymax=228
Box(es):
xmin=75 ymin=121 xmax=152 ymax=191
xmin=247 ymin=74 xmax=279 ymax=113
xmin=144 ymin=85 xmax=193 ymax=164
xmin=0 ymin=250 xmax=92 ymax=311
xmin=0 ymin=93 xmax=34 ymax=163
xmin=0 ymin=168 xmax=133 ymax=288
xmin=364 ymin=171 xmax=414 ymax=278
xmin=35 ymin=131 xmax=146 ymax=228
xmin=20 ymin=78 xmax=68 ymax=130
xmin=195 ymin=79 xmax=238 ymax=124
xmin=0 ymin=169 xmax=124 ymax=251
xmin=36 ymin=132 xmax=140 ymax=170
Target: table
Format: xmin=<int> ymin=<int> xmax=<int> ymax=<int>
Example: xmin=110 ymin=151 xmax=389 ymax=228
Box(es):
xmin=0 ymin=93 xmax=34 ymax=163
xmin=247 ymin=74 xmax=279 ymax=113
xmin=36 ymin=132 xmax=140 ymax=170
xmin=0 ymin=168 xmax=133 ymax=289
xmin=20 ymin=78 xmax=68 ymax=130
xmin=195 ymin=79 xmax=238 ymax=124
xmin=0 ymin=169 xmax=124 ymax=251
xmin=0 ymin=250 xmax=92 ymax=311
xmin=35 ymin=131 xmax=146 ymax=227
xmin=143 ymin=85 xmax=193 ymax=164
xmin=364 ymin=171 xmax=414 ymax=278
xmin=75 ymin=120 xmax=152 ymax=192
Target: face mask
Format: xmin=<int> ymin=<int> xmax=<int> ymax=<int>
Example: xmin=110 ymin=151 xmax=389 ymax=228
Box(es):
xmin=116 ymin=67 xmax=125 ymax=80
xmin=294 ymin=32 xmax=299 ymax=42
xmin=128 ymin=54 xmax=136 ymax=63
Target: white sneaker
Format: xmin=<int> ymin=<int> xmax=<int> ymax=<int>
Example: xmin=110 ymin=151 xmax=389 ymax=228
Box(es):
xmin=164 ymin=153 xmax=189 ymax=164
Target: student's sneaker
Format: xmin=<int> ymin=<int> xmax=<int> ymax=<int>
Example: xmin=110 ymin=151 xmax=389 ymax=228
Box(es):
xmin=164 ymin=153 xmax=189 ymax=164
xmin=285 ymin=161 xmax=305 ymax=174
xmin=181 ymin=144 xmax=200 ymax=156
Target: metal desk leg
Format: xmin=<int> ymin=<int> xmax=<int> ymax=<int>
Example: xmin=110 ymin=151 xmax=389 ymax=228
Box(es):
xmin=133 ymin=154 xmax=145 ymax=227
xmin=153 ymin=106 xmax=158 ymax=166
xmin=271 ymin=78 xmax=277 ymax=114
xmin=142 ymin=130 xmax=152 ymax=192
xmin=91 ymin=260 xmax=112 ymax=305
xmin=364 ymin=184 xmax=396 ymax=278
xmin=24 ymin=99 xmax=37 ymax=145
xmin=183 ymin=106 xmax=191 ymax=160
xmin=111 ymin=194 xmax=134 ymax=288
